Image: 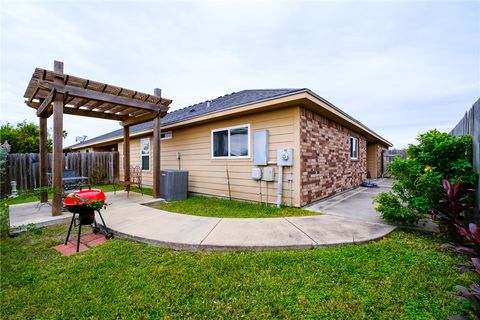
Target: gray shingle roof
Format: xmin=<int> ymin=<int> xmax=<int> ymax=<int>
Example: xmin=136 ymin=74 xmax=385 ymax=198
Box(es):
xmin=67 ymin=89 xmax=305 ymax=149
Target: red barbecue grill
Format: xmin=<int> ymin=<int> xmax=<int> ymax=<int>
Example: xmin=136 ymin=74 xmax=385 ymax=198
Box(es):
xmin=64 ymin=187 xmax=113 ymax=252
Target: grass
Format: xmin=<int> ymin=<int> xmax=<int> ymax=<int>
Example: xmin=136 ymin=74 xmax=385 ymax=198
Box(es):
xmin=0 ymin=224 xmax=475 ymax=319
xmin=4 ymin=184 xmax=151 ymax=205
xmin=149 ymin=195 xmax=319 ymax=218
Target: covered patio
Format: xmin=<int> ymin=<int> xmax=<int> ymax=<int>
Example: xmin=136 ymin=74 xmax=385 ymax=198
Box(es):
xmin=24 ymin=60 xmax=172 ymax=215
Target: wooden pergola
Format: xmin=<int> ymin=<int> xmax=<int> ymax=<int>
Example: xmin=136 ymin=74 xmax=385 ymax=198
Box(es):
xmin=24 ymin=61 xmax=172 ymax=216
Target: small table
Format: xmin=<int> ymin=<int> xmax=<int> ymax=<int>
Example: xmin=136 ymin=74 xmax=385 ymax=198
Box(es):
xmin=62 ymin=176 xmax=89 ymax=192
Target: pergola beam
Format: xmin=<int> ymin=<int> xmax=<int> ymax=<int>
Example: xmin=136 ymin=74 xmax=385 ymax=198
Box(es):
xmin=36 ymin=89 xmax=55 ymax=117
xmin=121 ymin=111 xmax=160 ymax=127
xmin=74 ymin=98 xmax=90 ymax=109
xmin=63 ymin=108 xmax=128 ymax=121
xmin=36 ymin=80 xmax=169 ymax=112
xmin=27 ymin=101 xmax=129 ymax=121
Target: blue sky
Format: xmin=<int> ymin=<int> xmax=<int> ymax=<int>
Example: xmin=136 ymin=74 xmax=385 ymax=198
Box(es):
xmin=1 ymin=1 xmax=479 ymax=148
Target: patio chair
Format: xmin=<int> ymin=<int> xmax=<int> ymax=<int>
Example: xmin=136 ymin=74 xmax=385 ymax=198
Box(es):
xmin=125 ymin=165 xmax=143 ymax=197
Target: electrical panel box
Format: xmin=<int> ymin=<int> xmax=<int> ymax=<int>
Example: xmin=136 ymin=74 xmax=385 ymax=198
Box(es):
xmin=277 ymin=148 xmax=293 ymax=166
xmin=253 ymin=130 xmax=269 ymax=166
xmin=262 ymin=167 xmax=275 ymax=182
xmin=251 ymin=167 xmax=262 ymax=180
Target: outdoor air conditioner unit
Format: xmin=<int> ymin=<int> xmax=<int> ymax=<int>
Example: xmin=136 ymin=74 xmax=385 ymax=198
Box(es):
xmin=160 ymin=169 xmax=188 ymax=201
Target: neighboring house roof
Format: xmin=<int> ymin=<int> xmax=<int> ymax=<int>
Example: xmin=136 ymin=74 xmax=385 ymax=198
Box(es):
xmin=67 ymin=88 xmax=392 ymax=149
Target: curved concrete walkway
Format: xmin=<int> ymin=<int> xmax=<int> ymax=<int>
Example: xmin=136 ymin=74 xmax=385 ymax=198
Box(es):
xmin=99 ymin=190 xmax=395 ymax=251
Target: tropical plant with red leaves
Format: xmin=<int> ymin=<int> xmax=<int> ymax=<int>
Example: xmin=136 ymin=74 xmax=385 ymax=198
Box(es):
xmin=447 ymin=223 xmax=480 ymax=320
xmin=430 ymin=179 xmax=475 ymax=240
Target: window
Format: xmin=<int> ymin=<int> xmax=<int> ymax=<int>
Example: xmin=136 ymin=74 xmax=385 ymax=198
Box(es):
xmin=212 ymin=124 xmax=250 ymax=159
xmin=140 ymin=138 xmax=150 ymax=170
xmin=350 ymin=137 xmax=358 ymax=160
xmin=161 ymin=131 xmax=172 ymax=140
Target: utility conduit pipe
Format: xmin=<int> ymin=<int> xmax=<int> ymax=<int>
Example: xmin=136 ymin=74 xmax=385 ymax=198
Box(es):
xmin=277 ymin=165 xmax=283 ymax=208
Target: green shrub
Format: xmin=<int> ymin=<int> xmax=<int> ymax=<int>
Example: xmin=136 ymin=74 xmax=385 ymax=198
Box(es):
xmin=374 ymin=191 xmax=420 ymax=224
xmin=89 ymin=168 xmax=107 ymax=185
xmin=0 ymin=201 xmax=9 ymax=238
xmin=374 ymin=129 xmax=477 ymax=225
xmin=0 ymin=143 xmax=9 ymax=198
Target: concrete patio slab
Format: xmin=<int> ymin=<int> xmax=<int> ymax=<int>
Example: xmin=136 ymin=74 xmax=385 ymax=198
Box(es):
xmin=9 ymin=202 xmax=71 ymax=232
xmin=286 ymin=215 xmax=395 ymax=246
xmin=200 ymin=217 xmax=316 ymax=251
xmin=305 ymin=178 xmax=393 ymax=224
xmin=104 ymin=210 xmax=221 ymax=250
xmin=9 ymin=188 xmax=397 ymax=251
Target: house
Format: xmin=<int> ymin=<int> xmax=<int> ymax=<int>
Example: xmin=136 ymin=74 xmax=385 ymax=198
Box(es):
xmin=67 ymin=88 xmax=392 ymax=207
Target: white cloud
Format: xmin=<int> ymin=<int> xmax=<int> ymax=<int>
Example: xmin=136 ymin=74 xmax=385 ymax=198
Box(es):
xmin=1 ymin=1 xmax=478 ymax=148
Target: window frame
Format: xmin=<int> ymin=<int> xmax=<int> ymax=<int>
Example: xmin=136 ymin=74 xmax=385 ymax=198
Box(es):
xmin=350 ymin=137 xmax=359 ymax=160
xmin=140 ymin=137 xmax=151 ymax=171
xmin=211 ymin=124 xmax=251 ymax=159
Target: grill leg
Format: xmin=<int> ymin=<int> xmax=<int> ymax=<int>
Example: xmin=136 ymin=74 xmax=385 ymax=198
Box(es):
xmin=97 ymin=210 xmax=110 ymax=234
xmin=76 ymin=223 xmax=82 ymax=253
xmin=97 ymin=210 xmax=113 ymax=240
xmin=65 ymin=213 xmax=75 ymax=245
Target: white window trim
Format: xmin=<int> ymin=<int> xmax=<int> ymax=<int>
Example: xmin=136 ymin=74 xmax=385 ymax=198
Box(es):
xmin=350 ymin=137 xmax=358 ymax=160
xmin=211 ymin=124 xmax=251 ymax=159
xmin=140 ymin=138 xmax=151 ymax=171
xmin=161 ymin=131 xmax=172 ymax=140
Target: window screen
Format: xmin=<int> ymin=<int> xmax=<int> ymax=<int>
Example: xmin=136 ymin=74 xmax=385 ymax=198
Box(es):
xmin=229 ymin=127 xmax=248 ymax=156
xmin=213 ymin=130 xmax=228 ymax=157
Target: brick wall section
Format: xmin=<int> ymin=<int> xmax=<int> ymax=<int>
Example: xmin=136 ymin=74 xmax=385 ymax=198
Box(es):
xmin=300 ymin=108 xmax=367 ymax=206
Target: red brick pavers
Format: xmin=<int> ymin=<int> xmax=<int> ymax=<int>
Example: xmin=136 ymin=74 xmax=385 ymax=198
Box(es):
xmin=81 ymin=233 xmax=107 ymax=247
xmin=53 ymin=233 xmax=108 ymax=256
xmin=53 ymin=241 xmax=89 ymax=256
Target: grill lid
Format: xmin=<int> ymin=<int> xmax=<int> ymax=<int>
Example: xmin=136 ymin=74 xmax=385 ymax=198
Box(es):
xmin=64 ymin=189 xmax=106 ymax=206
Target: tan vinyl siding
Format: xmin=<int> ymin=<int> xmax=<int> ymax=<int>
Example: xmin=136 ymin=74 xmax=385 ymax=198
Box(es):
xmin=118 ymin=106 xmax=301 ymax=206
xmin=366 ymin=143 xmax=377 ymax=178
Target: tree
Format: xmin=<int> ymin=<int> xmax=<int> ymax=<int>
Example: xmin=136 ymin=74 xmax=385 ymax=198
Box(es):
xmin=0 ymin=120 xmax=68 ymax=153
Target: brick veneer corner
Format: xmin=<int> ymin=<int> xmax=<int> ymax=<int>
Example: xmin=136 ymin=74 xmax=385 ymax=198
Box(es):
xmin=300 ymin=108 xmax=367 ymax=206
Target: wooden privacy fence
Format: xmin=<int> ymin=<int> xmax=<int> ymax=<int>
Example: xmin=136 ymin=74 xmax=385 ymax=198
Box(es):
xmin=382 ymin=149 xmax=407 ymax=177
xmin=2 ymin=152 xmax=119 ymax=193
xmin=450 ymin=98 xmax=479 ymax=208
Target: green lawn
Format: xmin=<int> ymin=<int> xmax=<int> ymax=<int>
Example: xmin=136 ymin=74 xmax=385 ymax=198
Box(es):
xmin=148 ymin=195 xmax=319 ymax=218
xmin=0 ymin=224 xmax=474 ymax=319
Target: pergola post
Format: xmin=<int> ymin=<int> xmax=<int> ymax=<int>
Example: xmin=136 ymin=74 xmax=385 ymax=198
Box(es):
xmin=39 ymin=112 xmax=48 ymax=203
xmin=51 ymin=60 xmax=64 ymax=216
xmin=152 ymin=88 xmax=162 ymax=198
xmin=123 ymin=125 xmax=130 ymax=192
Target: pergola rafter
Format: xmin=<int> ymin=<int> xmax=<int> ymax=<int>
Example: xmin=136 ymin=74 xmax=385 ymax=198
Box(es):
xmin=24 ymin=61 xmax=172 ymax=216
